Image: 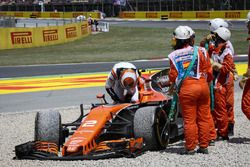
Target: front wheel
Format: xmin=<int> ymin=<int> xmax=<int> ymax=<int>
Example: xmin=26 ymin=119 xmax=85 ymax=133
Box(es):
xmin=34 ymin=111 xmax=63 ymax=148
xmin=133 ymin=106 xmax=169 ymax=151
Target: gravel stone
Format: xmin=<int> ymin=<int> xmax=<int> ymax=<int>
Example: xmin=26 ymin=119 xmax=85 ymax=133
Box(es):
xmin=0 ymin=92 xmax=250 ymax=167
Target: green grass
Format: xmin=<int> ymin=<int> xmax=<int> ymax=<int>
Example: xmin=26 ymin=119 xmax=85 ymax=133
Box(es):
xmin=0 ymin=26 xmax=248 ymax=66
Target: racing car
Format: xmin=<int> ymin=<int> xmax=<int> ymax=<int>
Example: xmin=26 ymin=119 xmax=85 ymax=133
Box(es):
xmin=14 ymin=68 xmax=183 ymax=160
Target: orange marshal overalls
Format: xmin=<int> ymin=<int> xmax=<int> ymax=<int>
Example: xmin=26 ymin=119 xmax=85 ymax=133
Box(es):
xmin=168 ymin=46 xmax=213 ymax=151
xmin=210 ymin=46 xmax=234 ymax=138
xmin=203 ymin=40 xmax=235 ymax=133
xmin=241 ymin=39 xmax=250 ymax=120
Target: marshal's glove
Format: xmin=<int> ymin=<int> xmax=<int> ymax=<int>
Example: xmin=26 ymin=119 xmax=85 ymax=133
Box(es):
xmin=239 ymin=69 xmax=250 ymax=89
xmin=233 ymin=69 xmax=239 ymax=81
xmin=200 ymin=34 xmax=215 ymax=47
xmin=210 ymin=58 xmax=214 ymax=65
xmin=206 ymin=34 xmax=216 ymax=41
xmin=239 ymin=77 xmax=248 ymax=89
xmin=212 ymin=62 xmax=222 ymax=72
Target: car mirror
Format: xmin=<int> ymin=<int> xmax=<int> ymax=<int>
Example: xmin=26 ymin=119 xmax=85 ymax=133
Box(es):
xmin=96 ymin=93 xmax=105 ymax=99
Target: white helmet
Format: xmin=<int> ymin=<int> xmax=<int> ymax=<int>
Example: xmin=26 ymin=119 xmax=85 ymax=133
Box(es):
xmin=120 ymin=69 xmax=137 ymax=90
xmin=209 ymin=18 xmax=229 ymax=32
xmin=184 ymin=26 xmax=195 ymax=36
xmin=214 ymin=27 xmax=231 ymax=41
xmin=247 ymin=12 xmax=250 ymax=23
xmin=174 ymin=26 xmax=191 ymax=39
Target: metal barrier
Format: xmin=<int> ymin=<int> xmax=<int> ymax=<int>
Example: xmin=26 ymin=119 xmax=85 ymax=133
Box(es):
xmin=0 ymin=16 xmax=15 ymax=27
xmin=15 ymin=18 xmax=84 ymax=28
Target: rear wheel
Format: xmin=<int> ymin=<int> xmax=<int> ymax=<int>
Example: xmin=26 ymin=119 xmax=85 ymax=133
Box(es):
xmin=133 ymin=106 xmax=169 ymax=151
xmin=34 ymin=111 xmax=63 ymax=148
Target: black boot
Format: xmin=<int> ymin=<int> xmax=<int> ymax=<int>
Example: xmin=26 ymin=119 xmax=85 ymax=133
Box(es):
xmin=180 ymin=150 xmax=196 ymax=155
xmin=197 ymin=147 xmax=209 ymax=154
xmin=217 ymin=135 xmax=229 ymax=141
xmin=228 ymin=123 xmax=234 ymax=136
xmin=209 ymin=140 xmax=215 ymax=146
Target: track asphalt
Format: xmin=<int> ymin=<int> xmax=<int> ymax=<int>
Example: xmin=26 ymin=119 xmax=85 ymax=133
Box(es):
xmin=0 ymin=19 xmax=248 ymax=112
xmin=0 ymin=63 xmax=247 ymax=95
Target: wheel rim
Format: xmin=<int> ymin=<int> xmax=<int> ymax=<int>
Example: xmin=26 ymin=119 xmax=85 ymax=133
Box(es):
xmin=155 ymin=109 xmax=169 ymax=147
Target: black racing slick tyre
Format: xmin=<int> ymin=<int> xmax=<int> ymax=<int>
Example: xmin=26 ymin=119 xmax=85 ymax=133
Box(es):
xmin=34 ymin=111 xmax=62 ymax=148
xmin=133 ymin=106 xmax=169 ymax=151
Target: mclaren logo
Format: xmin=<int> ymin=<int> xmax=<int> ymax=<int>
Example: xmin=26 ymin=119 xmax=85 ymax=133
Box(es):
xmin=11 ymin=31 xmax=32 ymax=45
xmin=43 ymin=29 xmax=58 ymax=42
xmin=65 ymin=27 xmax=77 ymax=38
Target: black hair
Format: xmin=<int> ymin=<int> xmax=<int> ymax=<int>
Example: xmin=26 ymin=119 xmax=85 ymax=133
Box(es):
xmin=188 ymin=35 xmax=195 ymax=46
xmin=214 ymin=33 xmax=226 ymax=47
xmin=174 ymin=39 xmax=190 ymax=50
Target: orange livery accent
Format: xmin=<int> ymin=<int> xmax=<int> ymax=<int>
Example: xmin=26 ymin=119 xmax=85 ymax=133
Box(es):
xmin=14 ymin=68 xmax=181 ymax=160
xmin=62 ymin=103 xmax=131 ymax=155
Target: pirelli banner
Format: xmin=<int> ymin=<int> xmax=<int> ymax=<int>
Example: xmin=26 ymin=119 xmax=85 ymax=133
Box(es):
xmin=0 ymin=11 xmax=100 ymax=19
xmin=119 ymin=10 xmax=249 ymax=20
xmin=0 ymin=22 xmax=90 ymax=50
